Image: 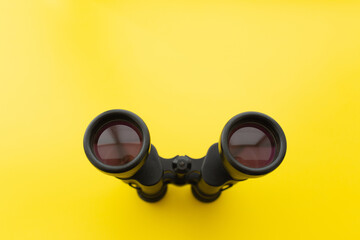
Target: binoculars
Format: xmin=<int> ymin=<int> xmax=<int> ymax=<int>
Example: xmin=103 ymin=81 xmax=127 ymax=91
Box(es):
xmin=83 ymin=110 xmax=287 ymax=202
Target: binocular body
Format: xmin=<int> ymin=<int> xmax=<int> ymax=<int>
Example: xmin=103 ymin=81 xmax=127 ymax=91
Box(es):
xmin=84 ymin=110 xmax=287 ymax=202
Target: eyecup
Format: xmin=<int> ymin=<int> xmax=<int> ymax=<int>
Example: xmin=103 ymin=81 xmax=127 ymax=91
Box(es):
xmin=191 ymin=185 xmax=221 ymax=203
xmin=136 ymin=184 xmax=168 ymax=203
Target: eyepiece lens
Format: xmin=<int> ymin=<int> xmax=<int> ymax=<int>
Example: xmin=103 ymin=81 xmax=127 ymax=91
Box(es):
xmin=228 ymin=123 xmax=276 ymax=168
xmin=93 ymin=121 xmax=143 ymax=166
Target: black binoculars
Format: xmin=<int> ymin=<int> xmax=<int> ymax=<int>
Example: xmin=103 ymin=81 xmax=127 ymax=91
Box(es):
xmin=83 ymin=110 xmax=287 ymax=202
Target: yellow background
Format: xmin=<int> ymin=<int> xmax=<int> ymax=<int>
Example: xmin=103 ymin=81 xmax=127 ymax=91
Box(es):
xmin=1 ymin=0 xmax=359 ymax=239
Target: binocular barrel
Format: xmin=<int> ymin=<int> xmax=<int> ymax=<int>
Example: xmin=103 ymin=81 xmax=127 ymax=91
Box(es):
xmin=194 ymin=112 xmax=287 ymax=201
xmin=83 ymin=110 xmax=287 ymax=202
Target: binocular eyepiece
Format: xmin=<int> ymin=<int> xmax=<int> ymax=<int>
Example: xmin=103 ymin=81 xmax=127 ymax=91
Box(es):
xmin=83 ymin=110 xmax=287 ymax=202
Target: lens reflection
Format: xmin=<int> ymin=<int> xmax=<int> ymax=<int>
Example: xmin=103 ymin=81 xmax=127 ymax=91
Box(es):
xmin=228 ymin=123 xmax=275 ymax=168
xmin=93 ymin=121 xmax=143 ymax=166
